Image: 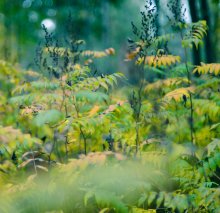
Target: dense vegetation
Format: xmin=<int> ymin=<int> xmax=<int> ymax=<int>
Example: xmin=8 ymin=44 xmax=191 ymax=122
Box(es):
xmin=0 ymin=0 xmax=220 ymax=212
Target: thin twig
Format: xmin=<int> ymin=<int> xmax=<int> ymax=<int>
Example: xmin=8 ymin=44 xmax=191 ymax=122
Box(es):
xmin=73 ymin=100 xmax=87 ymax=155
xmin=180 ymin=31 xmax=195 ymax=146
xmin=135 ymin=56 xmax=146 ymax=156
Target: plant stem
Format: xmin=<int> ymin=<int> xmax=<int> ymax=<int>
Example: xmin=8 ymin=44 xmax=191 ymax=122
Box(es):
xmin=49 ymin=129 xmax=57 ymax=165
xmin=80 ymin=126 xmax=87 ymax=155
xmin=180 ymin=31 xmax=195 ymax=145
xmin=135 ymin=56 xmax=146 ymax=156
xmin=60 ymin=78 xmax=69 ymax=161
xmin=73 ymin=100 xmax=87 ymax=155
xmin=65 ymin=134 xmax=69 ymax=162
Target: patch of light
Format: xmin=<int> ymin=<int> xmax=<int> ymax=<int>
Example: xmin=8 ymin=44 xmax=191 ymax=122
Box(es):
xmin=181 ymin=0 xmax=191 ymax=23
xmin=47 ymin=9 xmax=57 ymax=17
xmin=22 ymin=0 xmax=32 ymax=8
xmin=41 ymin=19 xmax=56 ymax=32
xmin=29 ymin=11 xmax=39 ymax=22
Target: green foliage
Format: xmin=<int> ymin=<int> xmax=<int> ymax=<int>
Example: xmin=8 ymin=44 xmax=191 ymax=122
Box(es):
xmin=182 ymin=20 xmax=208 ymax=49
xmin=0 ymin=3 xmax=219 ymax=213
xmin=194 ymin=63 xmax=220 ymax=76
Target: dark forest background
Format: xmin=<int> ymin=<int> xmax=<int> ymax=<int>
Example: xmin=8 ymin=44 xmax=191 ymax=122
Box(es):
xmin=0 ymin=0 xmax=219 ymax=80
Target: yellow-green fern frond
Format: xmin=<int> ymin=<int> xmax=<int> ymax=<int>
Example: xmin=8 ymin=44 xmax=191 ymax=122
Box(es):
xmin=145 ymin=77 xmax=189 ymax=92
xmin=146 ymin=55 xmax=181 ymax=67
xmin=82 ymin=48 xmax=115 ymax=58
xmin=154 ymin=34 xmax=175 ymax=46
xmin=182 ymin=20 xmax=207 ymax=49
xmin=164 ymin=87 xmax=195 ymax=102
xmin=193 ymin=63 xmax=220 ymax=76
xmin=0 ymin=126 xmax=41 ymax=153
xmin=194 ymin=99 xmax=220 ymax=121
xmin=44 ymin=47 xmax=115 ymax=59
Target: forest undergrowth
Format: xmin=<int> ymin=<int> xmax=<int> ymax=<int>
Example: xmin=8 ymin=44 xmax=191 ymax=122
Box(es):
xmin=0 ymin=0 xmax=220 ymax=212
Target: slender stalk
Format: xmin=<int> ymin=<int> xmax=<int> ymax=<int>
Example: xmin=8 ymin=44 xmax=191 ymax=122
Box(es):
xmin=135 ymin=56 xmax=146 ymax=156
xmin=60 ymin=83 xmax=66 ymax=113
xmin=80 ymin=126 xmax=87 ymax=155
xmin=65 ymin=134 xmax=69 ymax=162
xmin=73 ymin=100 xmax=87 ymax=155
xmin=175 ymin=103 xmax=181 ymax=143
xmin=48 ymin=129 xmax=57 ymax=165
xmin=180 ymin=31 xmax=195 ymax=145
xmin=181 ymin=31 xmax=197 ymax=195
xmin=60 ymin=77 xmax=69 ymax=161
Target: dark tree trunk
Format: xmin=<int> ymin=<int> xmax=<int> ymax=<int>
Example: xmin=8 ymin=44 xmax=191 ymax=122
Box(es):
xmin=102 ymin=0 xmax=110 ymax=48
xmin=155 ymin=0 xmax=160 ymax=36
xmin=200 ymin=0 xmax=214 ymax=63
xmin=188 ymin=0 xmax=201 ymax=65
xmin=215 ymin=13 xmax=220 ymax=61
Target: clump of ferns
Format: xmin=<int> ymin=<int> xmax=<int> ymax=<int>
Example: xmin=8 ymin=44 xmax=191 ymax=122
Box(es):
xmin=128 ymin=0 xmax=170 ymax=155
xmin=34 ymin=14 xmax=121 ymax=158
xmin=34 ymin=15 xmax=88 ymax=160
xmin=166 ymin=0 xmax=208 ymax=148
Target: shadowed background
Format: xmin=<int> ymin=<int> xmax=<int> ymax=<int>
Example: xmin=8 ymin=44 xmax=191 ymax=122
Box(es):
xmin=0 ymin=0 xmax=219 ymax=80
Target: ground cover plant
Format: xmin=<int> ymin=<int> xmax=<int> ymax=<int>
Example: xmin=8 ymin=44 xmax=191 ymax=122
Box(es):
xmin=0 ymin=0 xmax=220 ymax=212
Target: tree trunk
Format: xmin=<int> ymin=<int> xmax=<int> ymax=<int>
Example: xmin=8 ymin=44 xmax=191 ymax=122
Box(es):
xmin=188 ymin=0 xmax=201 ymax=65
xmin=102 ymin=0 xmax=110 ymax=48
xmin=200 ymin=0 xmax=214 ymax=63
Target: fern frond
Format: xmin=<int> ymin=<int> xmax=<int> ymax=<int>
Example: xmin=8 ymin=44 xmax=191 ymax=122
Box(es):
xmin=145 ymin=77 xmax=189 ymax=92
xmin=44 ymin=47 xmax=115 ymax=59
xmin=182 ymin=20 xmax=208 ymax=49
xmin=197 ymin=77 xmax=220 ymax=90
xmin=154 ymin=34 xmax=175 ymax=46
xmin=164 ymin=87 xmax=195 ymax=102
xmin=198 ymin=146 xmax=220 ymax=179
xmin=193 ymin=63 xmax=220 ymax=76
xmin=194 ymin=99 xmax=220 ymax=121
xmin=12 ymin=80 xmax=60 ymax=95
xmin=82 ymin=48 xmax=115 ymax=58
xmin=0 ymin=60 xmax=20 ymax=77
xmin=206 ymin=139 xmax=220 ymax=156
xmin=74 ymin=91 xmax=109 ymax=103
xmin=9 ymin=94 xmax=35 ymax=105
xmin=0 ymin=126 xmax=41 ymax=154
xmin=72 ymin=73 xmax=123 ymax=92
xmin=145 ymin=55 xmax=181 ymax=67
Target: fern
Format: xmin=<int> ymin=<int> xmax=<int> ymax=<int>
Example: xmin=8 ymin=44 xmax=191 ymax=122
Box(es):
xmin=182 ymin=20 xmax=208 ymax=49
xmin=44 ymin=47 xmax=115 ymax=59
xmin=0 ymin=3 xmax=219 ymax=213
xmin=12 ymin=80 xmax=59 ymax=95
xmin=74 ymin=91 xmax=109 ymax=103
xmin=194 ymin=99 xmax=220 ymax=121
xmin=0 ymin=126 xmax=42 ymax=162
xmin=134 ymin=55 xmax=181 ymax=67
xmin=146 ymin=55 xmax=181 ymax=67
xmin=164 ymin=87 xmax=195 ymax=102
xmin=193 ymin=63 xmax=220 ymax=76
xmin=153 ymin=34 xmax=175 ymax=46
xmin=82 ymin=48 xmax=115 ymax=58
xmin=145 ymin=77 xmax=189 ymax=92
xmin=71 ymin=72 xmax=123 ymax=92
